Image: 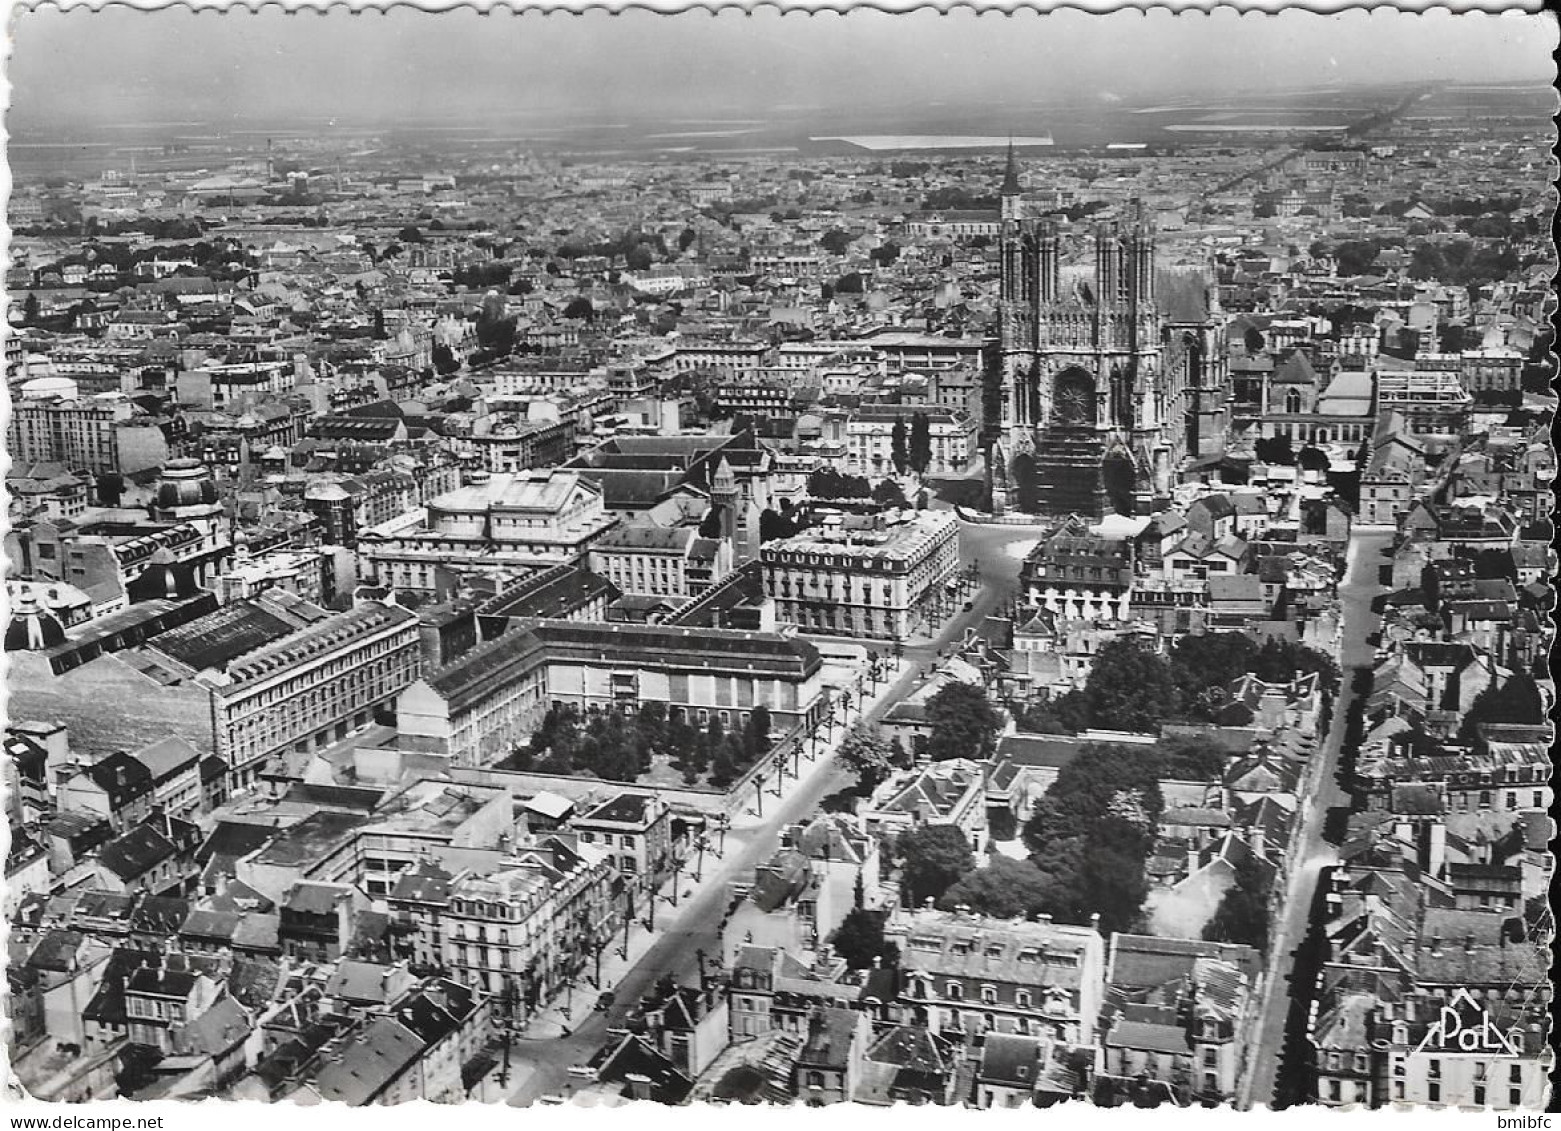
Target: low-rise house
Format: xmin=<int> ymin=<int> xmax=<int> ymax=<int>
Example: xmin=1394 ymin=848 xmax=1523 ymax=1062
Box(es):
xmin=974 ymin=1031 xmax=1048 ymax=1108
xmin=853 ymin=1024 xmax=962 ymax=1106
xmin=862 ymin=759 xmax=987 ymax=854
xmin=278 ymin=882 xmax=358 ymax=962
xmin=794 ymin=1005 xmax=872 ymax=1106
xmin=622 ymin=978 xmax=731 ymax=1081
xmin=304 ymin=1015 xmax=426 ymax=1106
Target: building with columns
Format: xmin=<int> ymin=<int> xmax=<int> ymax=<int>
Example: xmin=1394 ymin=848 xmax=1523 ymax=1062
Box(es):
xmin=989 ymin=148 xmax=1229 ymax=518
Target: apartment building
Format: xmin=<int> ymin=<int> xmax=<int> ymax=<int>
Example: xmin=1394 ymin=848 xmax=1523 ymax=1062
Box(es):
xmin=199 ymin=600 xmax=422 ymax=788
xmin=884 ymin=909 xmax=1107 ymax=1048
xmin=588 ymin=524 xmax=732 ymax=599
xmin=761 ymin=510 xmax=960 ymax=640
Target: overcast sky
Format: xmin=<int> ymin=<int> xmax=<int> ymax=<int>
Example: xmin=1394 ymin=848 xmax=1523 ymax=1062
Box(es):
xmin=6 ymin=6 xmax=1556 ymax=130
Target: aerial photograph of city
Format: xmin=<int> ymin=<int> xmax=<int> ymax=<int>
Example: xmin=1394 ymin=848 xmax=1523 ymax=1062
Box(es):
xmin=1 ymin=4 xmax=1554 ymax=1118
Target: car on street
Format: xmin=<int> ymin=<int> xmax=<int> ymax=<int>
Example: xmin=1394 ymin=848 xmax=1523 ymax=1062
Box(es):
xmin=594 ymin=991 xmax=616 ymax=1012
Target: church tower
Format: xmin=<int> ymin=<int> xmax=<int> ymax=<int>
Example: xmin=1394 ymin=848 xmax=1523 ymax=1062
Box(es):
xmin=710 ymin=455 xmax=742 ymax=551
xmin=988 ymin=161 xmax=1225 ymax=519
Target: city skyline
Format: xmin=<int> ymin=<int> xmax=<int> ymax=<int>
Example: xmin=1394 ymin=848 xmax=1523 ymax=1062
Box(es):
xmin=3 ymin=0 xmax=1554 ymax=1116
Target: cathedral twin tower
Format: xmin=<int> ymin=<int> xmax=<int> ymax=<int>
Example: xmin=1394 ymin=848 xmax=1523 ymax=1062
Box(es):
xmin=988 ymin=147 xmax=1228 ymax=518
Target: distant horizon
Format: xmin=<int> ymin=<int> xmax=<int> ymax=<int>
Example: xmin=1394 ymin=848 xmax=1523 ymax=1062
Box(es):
xmin=8 ymin=7 xmax=1555 ymax=135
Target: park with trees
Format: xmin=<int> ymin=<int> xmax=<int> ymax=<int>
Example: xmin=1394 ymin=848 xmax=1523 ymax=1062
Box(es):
xmin=920 ymin=733 xmax=1239 ymax=933
xmin=1010 ymin=632 xmax=1339 ymax=736
xmin=496 ymin=702 xmax=773 ymax=789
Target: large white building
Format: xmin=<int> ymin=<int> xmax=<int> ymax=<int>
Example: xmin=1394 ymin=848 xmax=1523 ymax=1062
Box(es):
xmin=358 ymin=469 xmax=618 ymax=593
xmin=761 ymin=510 xmax=960 ymax=640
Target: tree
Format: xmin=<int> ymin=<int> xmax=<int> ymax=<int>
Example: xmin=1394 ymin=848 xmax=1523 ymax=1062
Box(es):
xmin=1009 ymin=699 xmax=1076 ymax=735
xmin=833 ymin=272 xmax=865 ymax=295
xmin=819 ymin=228 xmax=853 ymax=255
xmin=909 ymin=412 xmax=932 ymax=475
xmin=758 ymin=508 xmax=795 ymax=543
xmin=837 ymin=722 xmax=895 ymax=792
xmin=939 ymin=856 xmax=1051 ymax=919
xmin=1052 ymin=689 xmax=1093 ymax=733
xmin=899 ymin=825 xmax=975 ymax=906
xmin=1169 ymin=632 xmax=1257 ymax=721
xmin=562 ymin=297 xmax=595 ymax=321
xmin=397 ymin=225 xmax=424 ymax=244
xmin=373 ymin=309 xmax=388 ymax=340
xmin=1254 ymin=435 xmax=1295 ymax=465
xmin=677 ymin=227 xmax=698 ymax=253
xmin=923 ymin=683 xmax=1001 ymax=762
xmin=890 ymin=418 xmax=910 ymax=475
xmin=871 ymin=479 xmax=909 ymax=510
xmin=709 ymin=744 xmax=738 ymax=788
xmin=1203 ymin=855 xmax=1270 ymax=951
xmin=1249 ymin=637 xmax=1340 ymax=696
xmin=1020 ymin=743 xmax=1164 ymax=933
xmin=831 ymin=907 xmax=898 ymax=970
xmin=808 ymin=468 xmax=872 ymax=499
xmin=432 ymin=342 xmax=461 ymax=376
xmin=1154 ymin=733 xmax=1227 ymax=782
xmin=1084 ymin=637 xmax=1178 ymax=734
xmin=869 ymin=241 xmax=901 ymax=267
xmin=23 ymin=292 xmax=39 ymax=325
xmin=743 ymin=706 xmax=772 ymax=764
xmin=625 ymin=244 xmax=654 ymax=272
xmin=94 ymin=472 xmax=125 ymax=507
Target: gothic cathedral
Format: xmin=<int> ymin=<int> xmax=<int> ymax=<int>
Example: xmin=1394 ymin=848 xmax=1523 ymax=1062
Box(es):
xmin=988 ymin=148 xmax=1230 ymax=518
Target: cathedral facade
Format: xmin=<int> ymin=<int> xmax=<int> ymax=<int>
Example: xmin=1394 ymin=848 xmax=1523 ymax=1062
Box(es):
xmin=988 ymin=151 xmax=1230 ymax=518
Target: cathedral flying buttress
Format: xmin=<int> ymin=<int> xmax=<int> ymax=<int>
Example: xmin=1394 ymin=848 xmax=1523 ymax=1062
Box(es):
xmin=988 ymin=147 xmax=1230 ymax=519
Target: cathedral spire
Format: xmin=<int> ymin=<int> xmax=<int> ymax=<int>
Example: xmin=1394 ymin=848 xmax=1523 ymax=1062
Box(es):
xmin=1000 ymin=138 xmax=1022 ymax=197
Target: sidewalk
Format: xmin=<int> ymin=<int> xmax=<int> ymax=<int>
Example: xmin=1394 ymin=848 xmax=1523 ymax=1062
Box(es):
xmin=727 ymin=655 xmax=912 ymax=832
xmin=519 ymin=657 xmax=913 ymax=1039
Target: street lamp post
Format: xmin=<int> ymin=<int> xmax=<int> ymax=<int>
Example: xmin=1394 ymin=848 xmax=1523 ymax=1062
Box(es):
xmin=694 ymin=835 xmax=708 ymax=882
xmin=716 ymin=814 xmax=729 ymax=855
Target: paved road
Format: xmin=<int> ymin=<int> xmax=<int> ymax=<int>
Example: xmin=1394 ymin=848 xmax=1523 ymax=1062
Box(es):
xmin=1240 ymin=529 xmax=1394 ymax=1110
xmin=506 ymin=517 xmax=1043 ymax=1103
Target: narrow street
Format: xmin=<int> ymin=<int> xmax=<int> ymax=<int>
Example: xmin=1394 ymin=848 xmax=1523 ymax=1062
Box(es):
xmin=1239 ymin=528 xmax=1395 ymax=1110
xmin=505 ymin=517 xmax=1043 ymax=1104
